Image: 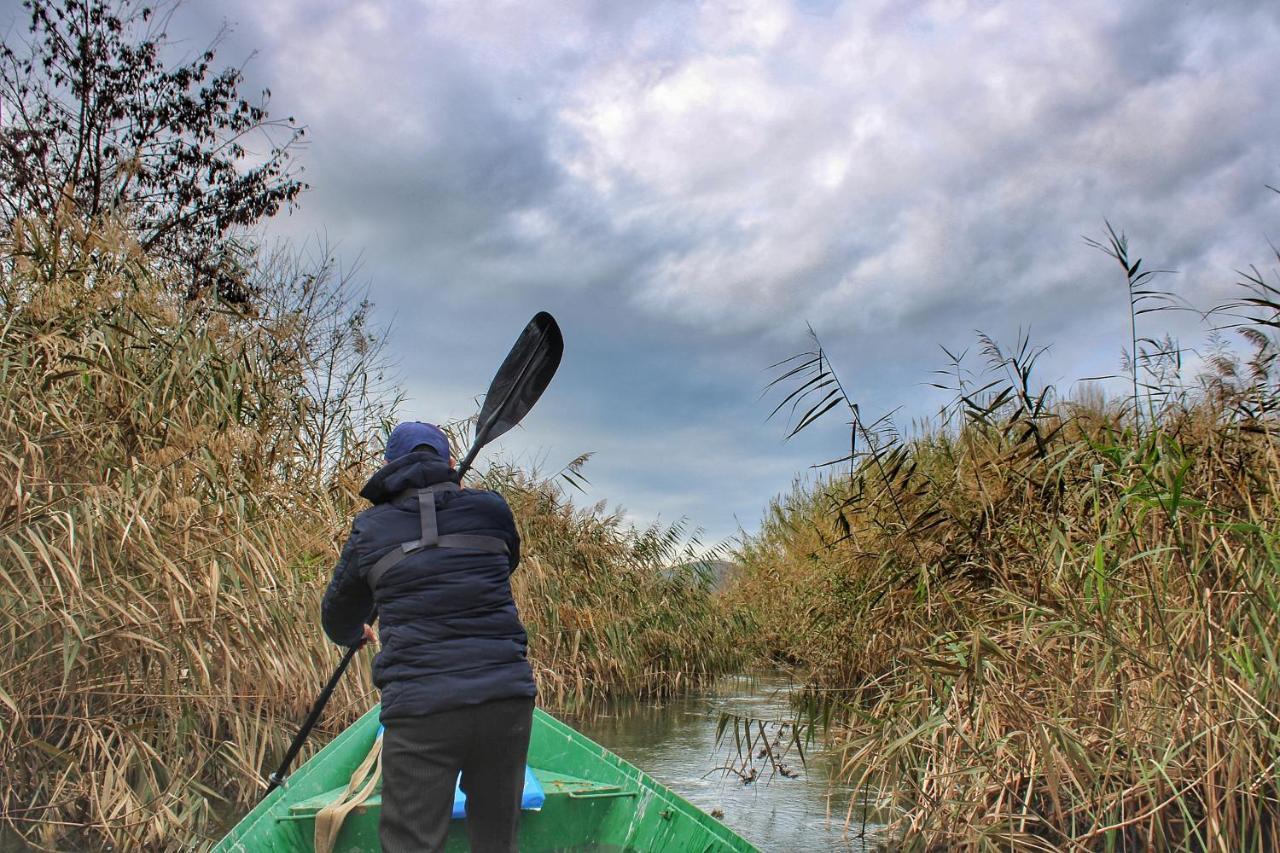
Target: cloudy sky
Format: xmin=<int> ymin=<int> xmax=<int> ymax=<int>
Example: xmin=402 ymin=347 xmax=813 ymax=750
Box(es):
xmin=9 ymin=0 xmax=1279 ymax=545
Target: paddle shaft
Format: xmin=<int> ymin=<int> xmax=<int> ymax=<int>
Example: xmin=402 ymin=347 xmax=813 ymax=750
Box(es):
xmin=266 ymin=641 xmax=360 ymax=793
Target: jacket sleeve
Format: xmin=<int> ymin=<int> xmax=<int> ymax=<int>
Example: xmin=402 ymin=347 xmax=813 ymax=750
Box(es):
xmin=321 ymin=518 xmax=373 ymax=647
xmin=496 ymin=493 xmax=521 ymax=573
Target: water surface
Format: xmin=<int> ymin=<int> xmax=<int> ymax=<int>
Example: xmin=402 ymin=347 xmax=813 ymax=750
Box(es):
xmin=564 ymin=672 xmax=884 ymax=851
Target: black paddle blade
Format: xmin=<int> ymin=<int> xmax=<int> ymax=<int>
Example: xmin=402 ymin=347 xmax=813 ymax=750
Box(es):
xmin=457 ymin=312 xmax=563 ymax=476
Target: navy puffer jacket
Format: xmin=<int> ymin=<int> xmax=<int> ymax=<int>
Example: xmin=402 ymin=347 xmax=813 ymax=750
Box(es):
xmin=321 ymin=450 xmax=537 ymax=720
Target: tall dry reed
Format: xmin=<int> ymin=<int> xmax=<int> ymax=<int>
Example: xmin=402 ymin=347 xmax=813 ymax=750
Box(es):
xmin=0 ymin=216 xmax=386 ymax=848
xmin=730 ymin=240 xmax=1280 ymax=849
xmin=0 ymin=215 xmax=744 ymax=848
xmin=487 ymin=461 xmax=747 ymax=708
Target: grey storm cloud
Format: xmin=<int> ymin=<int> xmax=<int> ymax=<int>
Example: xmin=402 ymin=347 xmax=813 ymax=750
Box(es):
xmin=6 ymin=0 xmax=1279 ymax=543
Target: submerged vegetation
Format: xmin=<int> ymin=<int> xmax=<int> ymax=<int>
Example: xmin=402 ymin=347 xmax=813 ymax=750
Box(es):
xmin=729 ymin=227 xmax=1280 ymax=849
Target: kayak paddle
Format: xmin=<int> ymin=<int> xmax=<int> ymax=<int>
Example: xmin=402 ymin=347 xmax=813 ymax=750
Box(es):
xmin=265 ymin=311 xmax=564 ymax=793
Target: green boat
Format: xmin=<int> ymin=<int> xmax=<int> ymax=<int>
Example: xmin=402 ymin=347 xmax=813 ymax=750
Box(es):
xmin=215 ymin=706 xmax=757 ymax=852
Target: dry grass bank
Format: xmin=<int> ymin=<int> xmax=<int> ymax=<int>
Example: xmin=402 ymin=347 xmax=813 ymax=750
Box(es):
xmin=0 ymin=220 xmax=743 ymax=848
xmin=0 ymin=218 xmax=385 ymax=849
xmin=730 ymin=247 xmax=1280 ymax=849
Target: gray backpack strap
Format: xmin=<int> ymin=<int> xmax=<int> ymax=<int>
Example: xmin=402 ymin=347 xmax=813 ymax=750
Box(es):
xmin=436 ymin=534 xmax=508 ymax=554
xmin=366 ymin=483 xmax=507 ymax=591
xmin=366 ymin=540 xmax=415 ymax=591
xmin=418 ymin=488 xmax=439 ymax=547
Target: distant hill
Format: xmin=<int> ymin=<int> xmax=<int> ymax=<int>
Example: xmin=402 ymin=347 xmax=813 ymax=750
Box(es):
xmin=674 ymin=559 xmax=741 ymax=592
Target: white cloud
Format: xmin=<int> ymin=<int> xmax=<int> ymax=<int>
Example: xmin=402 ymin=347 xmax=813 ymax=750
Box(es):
xmin=543 ymin=0 xmax=1280 ymax=334
xmin=142 ymin=0 xmax=1280 ymax=541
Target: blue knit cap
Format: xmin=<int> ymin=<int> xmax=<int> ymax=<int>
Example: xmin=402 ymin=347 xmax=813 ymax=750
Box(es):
xmin=385 ymin=421 xmax=451 ymax=464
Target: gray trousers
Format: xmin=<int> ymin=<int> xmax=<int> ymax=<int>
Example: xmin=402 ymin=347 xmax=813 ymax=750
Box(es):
xmin=379 ymin=697 xmax=535 ymax=853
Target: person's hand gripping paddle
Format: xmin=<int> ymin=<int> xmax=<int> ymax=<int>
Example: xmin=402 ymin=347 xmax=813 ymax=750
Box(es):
xmin=265 ymin=312 xmax=564 ymax=794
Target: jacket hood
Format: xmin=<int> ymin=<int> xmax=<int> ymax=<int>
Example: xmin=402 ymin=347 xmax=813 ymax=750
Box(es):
xmin=360 ymin=451 xmax=456 ymax=503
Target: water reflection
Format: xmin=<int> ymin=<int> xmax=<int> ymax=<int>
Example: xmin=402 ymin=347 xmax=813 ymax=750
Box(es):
xmin=563 ymin=672 xmax=885 ymax=851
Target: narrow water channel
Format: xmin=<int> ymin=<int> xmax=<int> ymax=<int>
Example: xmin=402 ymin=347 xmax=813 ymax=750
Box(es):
xmin=564 ymin=672 xmax=885 ymax=851
xmin=207 ymin=673 xmax=885 ymax=849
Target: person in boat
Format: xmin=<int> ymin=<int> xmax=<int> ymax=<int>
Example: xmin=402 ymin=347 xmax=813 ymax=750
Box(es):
xmin=321 ymin=421 xmax=537 ymax=852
